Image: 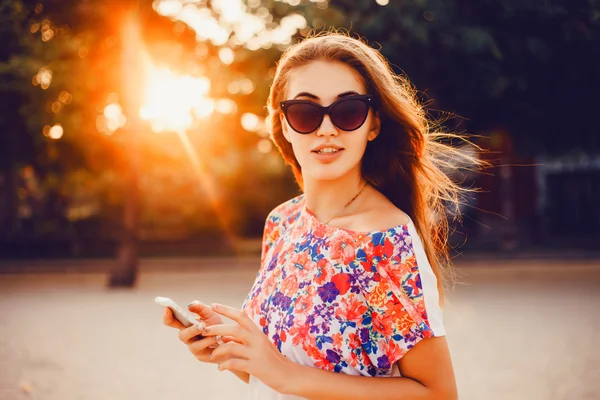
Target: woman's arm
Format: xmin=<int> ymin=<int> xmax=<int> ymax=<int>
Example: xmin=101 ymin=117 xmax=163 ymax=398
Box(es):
xmin=229 ymin=370 xmax=250 ymax=384
xmin=205 ymin=304 xmax=456 ymax=399
xmin=283 ymin=336 xmax=457 ymax=400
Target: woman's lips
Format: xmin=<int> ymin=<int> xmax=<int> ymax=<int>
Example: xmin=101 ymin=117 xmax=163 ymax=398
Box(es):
xmin=311 ymin=149 xmax=344 ymax=163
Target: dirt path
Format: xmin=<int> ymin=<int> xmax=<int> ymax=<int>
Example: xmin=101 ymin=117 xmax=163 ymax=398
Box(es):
xmin=1 ymin=258 xmax=599 ymax=399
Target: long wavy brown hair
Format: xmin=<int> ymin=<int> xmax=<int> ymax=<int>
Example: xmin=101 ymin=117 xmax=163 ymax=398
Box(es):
xmin=266 ymin=32 xmax=481 ymax=301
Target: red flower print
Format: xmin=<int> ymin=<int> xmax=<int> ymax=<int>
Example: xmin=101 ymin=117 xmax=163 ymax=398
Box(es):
xmin=290 ymin=250 xmax=309 ymax=268
xmin=377 ymin=257 xmax=398 ymax=281
xmin=294 ymin=294 xmax=314 ymax=315
xmin=329 ymin=231 xmax=356 ymax=264
xmin=313 ymin=224 xmax=327 ymax=239
xmin=332 ymin=332 xmax=343 ymax=349
xmin=381 ymin=338 xmax=405 ymax=365
xmin=331 ymin=273 xmax=352 ymax=295
xmin=304 ymin=342 xmax=323 ymax=359
xmin=382 ymin=254 xmax=415 ymax=287
xmin=289 ymin=323 xmax=311 ymax=346
xmin=264 ymin=275 xmax=278 ymax=294
xmin=290 ymin=251 xmax=311 ymax=279
xmin=280 ymin=274 xmax=299 ymax=297
xmin=314 ymin=360 xmax=334 ymax=371
xmin=385 ymin=299 xmax=406 ymax=322
xmin=373 ymin=238 xmax=395 ymax=259
xmin=348 ymin=332 xmax=361 ymax=349
xmin=359 ymin=237 xmax=375 ymax=254
xmin=336 ymin=297 xmax=368 ymax=324
xmin=243 ymin=197 xmax=439 ymax=377
xmin=404 ymin=275 xmax=422 ymax=297
xmin=313 ymin=350 xmax=335 ymax=372
xmin=314 ymin=258 xmax=332 ymax=285
xmin=372 ymin=311 xmax=395 ymax=337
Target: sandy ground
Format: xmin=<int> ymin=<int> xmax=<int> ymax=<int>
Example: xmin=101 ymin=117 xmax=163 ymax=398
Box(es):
xmin=0 ymin=258 xmax=599 ymax=400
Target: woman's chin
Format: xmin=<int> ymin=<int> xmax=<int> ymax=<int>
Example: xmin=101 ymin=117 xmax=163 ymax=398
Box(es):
xmin=302 ymin=165 xmax=354 ymax=182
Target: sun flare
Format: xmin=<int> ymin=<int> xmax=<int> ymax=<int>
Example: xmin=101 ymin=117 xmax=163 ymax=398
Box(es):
xmin=139 ymin=65 xmax=213 ymax=133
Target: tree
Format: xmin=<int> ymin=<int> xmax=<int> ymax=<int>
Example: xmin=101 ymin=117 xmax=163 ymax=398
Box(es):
xmin=0 ymin=0 xmax=343 ymax=279
xmin=331 ymin=0 xmax=600 ymax=155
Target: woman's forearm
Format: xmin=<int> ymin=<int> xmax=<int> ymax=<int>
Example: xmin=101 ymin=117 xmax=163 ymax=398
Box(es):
xmin=229 ymin=370 xmax=250 ymax=384
xmin=282 ymin=362 xmax=455 ymax=400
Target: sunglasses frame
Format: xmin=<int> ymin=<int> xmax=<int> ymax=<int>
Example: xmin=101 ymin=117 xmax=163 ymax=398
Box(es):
xmin=280 ymin=94 xmax=374 ymax=134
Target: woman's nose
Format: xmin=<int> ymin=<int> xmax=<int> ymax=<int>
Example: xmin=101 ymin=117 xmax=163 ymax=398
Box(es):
xmin=316 ymin=114 xmax=338 ymax=137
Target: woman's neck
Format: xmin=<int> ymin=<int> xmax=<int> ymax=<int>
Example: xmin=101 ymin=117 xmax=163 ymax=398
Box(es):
xmin=303 ymin=170 xmax=367 ymax=223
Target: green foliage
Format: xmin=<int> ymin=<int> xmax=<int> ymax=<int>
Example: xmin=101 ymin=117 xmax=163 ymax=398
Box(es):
xmin=0 ymin=0 xmax=332 ymax=242
xmin=1 ymin=0 xmax=598 ymax=249
xmin=331 ymin=0 xmax=600 ymax=154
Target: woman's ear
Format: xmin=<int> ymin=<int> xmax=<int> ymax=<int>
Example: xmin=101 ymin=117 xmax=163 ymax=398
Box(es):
xmin=280 ymin=112 xmax=292 ymax=143
xmin=368 ymin=111 xmax=380 ymax=141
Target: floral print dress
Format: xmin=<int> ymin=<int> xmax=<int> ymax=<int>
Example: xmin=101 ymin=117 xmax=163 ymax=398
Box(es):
xmin=242 ymin=195 xmax=445 ymax=399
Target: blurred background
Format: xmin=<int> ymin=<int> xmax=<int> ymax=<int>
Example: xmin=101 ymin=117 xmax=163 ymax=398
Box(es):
xmin=0 ymin=0 xmax=599 ymax=399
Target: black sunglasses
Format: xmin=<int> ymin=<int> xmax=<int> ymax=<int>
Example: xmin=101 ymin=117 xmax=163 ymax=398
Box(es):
xmin=280 ymin=94 xmax=374 ymax=134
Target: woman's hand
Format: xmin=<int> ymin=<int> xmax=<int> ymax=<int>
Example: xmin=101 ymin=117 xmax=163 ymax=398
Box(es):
xmin=202 ymin=303 xmax=295 ymax=394
xmin=162 ymin=300 xmax=224 ymax=363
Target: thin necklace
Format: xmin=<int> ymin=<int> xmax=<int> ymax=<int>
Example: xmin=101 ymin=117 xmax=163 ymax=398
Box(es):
xmin=324 ymin=181 xmax=369 ymax=225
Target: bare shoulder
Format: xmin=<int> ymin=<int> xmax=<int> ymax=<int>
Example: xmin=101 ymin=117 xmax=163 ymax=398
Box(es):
xmin=352 ymin=188 xmax=411 ymax=232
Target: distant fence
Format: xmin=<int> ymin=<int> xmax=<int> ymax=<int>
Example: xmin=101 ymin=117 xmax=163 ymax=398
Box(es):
xmin=450 ymin=155 xmax=600 ymax=252
xmin=536 ymin=157 xmax=600 ymax=245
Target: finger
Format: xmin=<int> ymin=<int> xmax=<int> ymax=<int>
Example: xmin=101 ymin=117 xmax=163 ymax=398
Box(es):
xmin=221 ymin=335 xmax=242 ymax=344
xmin=211 ymin=304 xmax=255 ymax=331
xmin=210 ymin=342 xmax=250 ymax=365
xmin=163 ymin=307 xmax=185 ymax=330
xmin=188 ymin=300 xmax=216 ymax=320
xmin=178 ymin=322 xmax=207 ymax=344
xmin=218 ymin=358 xmax=249 ymax=373
xmin=189 ymin=335 xmax=222 ymax=356
xmin=202 ymin=324 xmax=251 ymax=344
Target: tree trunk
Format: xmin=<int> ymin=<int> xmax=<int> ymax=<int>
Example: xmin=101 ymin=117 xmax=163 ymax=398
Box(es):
xmin=108 ymin=154 xmax=139 ymax=288
xmin=107 ymin=8 xmax=143 ymax=288
xmin=0 ymin=167 xmax=19 ymax=239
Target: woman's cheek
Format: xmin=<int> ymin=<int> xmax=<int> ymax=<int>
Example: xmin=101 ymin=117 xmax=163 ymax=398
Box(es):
xmin=347 ymin=140 xmax=368 ymax=165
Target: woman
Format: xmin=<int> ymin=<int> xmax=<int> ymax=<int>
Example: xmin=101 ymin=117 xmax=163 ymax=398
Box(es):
xmin=163 ymin=33 xmax=475 ymax=399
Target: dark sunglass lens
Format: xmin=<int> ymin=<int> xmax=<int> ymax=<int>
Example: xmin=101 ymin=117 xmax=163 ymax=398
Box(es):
xmin=331 ymin=99 xmax=368 ymax=131
xmin=287 ymin=103 xmax=321 ymax=133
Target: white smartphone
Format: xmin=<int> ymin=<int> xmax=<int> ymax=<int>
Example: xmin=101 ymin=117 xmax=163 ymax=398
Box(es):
xmin=156 ymin=296 xmax=224 ymax=348
xmin=155 ymin=296 xmax=202 ymax=328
